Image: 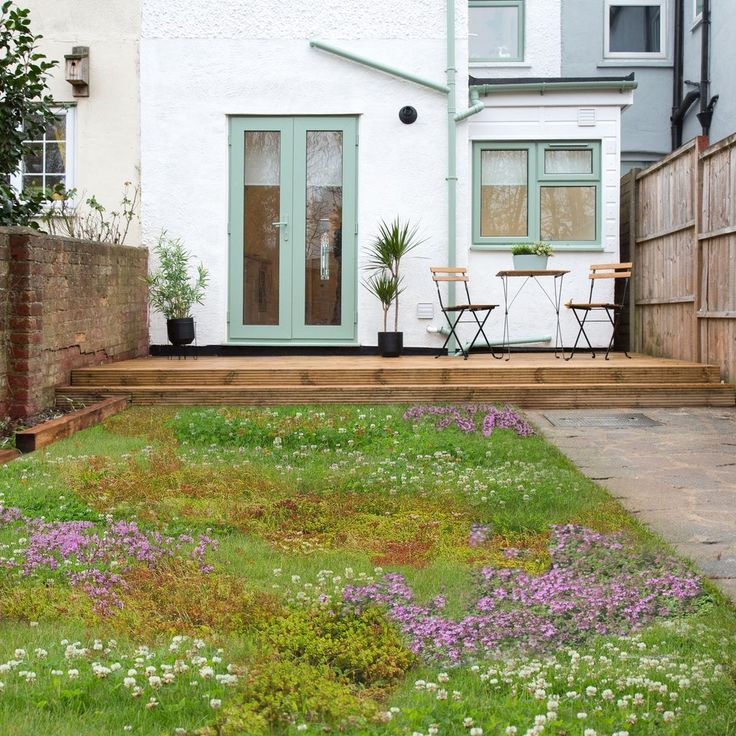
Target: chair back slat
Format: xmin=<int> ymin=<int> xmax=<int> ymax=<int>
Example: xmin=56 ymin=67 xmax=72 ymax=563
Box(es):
xmin=590 ymin=271 xmax=631 ymax=279
xmin=431 ymin=266 xmax=469 ymax=282
xmin=588 ymin=262 xmax=633 ymax=280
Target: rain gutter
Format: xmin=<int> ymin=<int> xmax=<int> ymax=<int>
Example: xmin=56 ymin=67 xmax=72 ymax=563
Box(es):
xmin=470 ymin=79 xmax=638 ymax=95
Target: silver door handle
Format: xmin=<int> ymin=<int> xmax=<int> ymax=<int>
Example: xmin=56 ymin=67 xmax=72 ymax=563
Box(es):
xmin=271 ymin=219 xmax=288 ymax=241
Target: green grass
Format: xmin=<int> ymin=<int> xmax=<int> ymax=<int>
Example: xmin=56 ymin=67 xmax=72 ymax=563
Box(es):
xmin=0 ymin=404 xmax=734 ymax=736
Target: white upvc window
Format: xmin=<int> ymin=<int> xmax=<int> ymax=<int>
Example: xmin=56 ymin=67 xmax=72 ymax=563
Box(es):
xmin=9 ymin=107 xmax=75 ymax=195
xmin=604 ymin=0 xmax=667 ymax=60
xmin=469 ymin=0 xmax=525 ymax=63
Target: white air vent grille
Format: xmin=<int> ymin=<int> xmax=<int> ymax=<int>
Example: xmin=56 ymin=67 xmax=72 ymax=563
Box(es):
xmin=416 ymin=303 xmax=434 ymax=319
xmin=577 ymin=108 xmax=596 ymax=127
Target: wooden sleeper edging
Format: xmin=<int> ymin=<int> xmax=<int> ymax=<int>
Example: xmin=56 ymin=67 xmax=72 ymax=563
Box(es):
xmin=15 ymin=396 xmax=130 ymax=453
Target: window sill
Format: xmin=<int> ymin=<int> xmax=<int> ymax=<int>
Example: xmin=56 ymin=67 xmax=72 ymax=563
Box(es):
xmin=469 ymin=61 xmax=531 ymax=68
xmin=471 ymin=244 xmax=604 ymax=252
xmin=597 ymin=59 xmax=672 ymax=68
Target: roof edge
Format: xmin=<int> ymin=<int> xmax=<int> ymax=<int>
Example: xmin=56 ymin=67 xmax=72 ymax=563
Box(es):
xmin=469 ymin=73 xmax=637 ymax=94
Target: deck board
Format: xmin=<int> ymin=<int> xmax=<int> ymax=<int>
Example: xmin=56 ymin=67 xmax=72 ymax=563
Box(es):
xmin=59 ymin=353 xmax=735 ymax=409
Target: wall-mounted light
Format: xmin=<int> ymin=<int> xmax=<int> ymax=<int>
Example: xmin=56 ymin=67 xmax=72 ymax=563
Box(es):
xmin=399 ymin=106 xmax=418 ymax=124
xmin=64 ymin=46 xmax=89 ymax=97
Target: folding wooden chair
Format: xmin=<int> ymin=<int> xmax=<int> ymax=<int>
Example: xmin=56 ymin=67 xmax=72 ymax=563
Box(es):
xmin=565 ymin=262 xmax=632 ymax=360
xmin=430 ymin=266 xmax=500 ymax=359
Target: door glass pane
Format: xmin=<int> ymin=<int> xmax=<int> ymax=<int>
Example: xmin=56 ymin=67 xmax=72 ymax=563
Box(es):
xmin=304 ymin=130 xmax=343 ymax=326
xmin=480 ymin=149 xmax=528 ymax=237
xmin=243 ymin=131 xmax=280 ymax=325
xmin=609 ymin=5 xmax=661 ymax=53
xmin=540 ymin=186 xmax=596 ymax=241
xmin=469 ymin=5 xmax=520 ymax=60
xmin=544 ymin=149 xmax=593 ymax=174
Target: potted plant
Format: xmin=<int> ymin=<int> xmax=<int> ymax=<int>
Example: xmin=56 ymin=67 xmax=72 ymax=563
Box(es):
xmin=145 ymin=231 xmax=209 ymax=346
xmin=363 ymin=217 xmax=424 ymax=357
xmin=511 ymin=241 xmax=554 ymax=270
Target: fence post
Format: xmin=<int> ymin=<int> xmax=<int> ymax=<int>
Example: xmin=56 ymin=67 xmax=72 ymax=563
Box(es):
xmin=693 ymin=135 xmax=708 ymax=364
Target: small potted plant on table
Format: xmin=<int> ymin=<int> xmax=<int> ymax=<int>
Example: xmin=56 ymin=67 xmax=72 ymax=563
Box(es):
xmin=363 ymin=217 xmax=424 ymax=357
xmin=146 ymin=232 xmax=209 ymax=346
xmin=511 ymin=241 xmax=553 ymax=270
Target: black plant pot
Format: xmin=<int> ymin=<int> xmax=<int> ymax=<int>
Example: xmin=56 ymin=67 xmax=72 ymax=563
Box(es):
xmin=167 ymin=317 xmax=195 ymax=346
xmin=378 ymin=331 xmax=403 ymax=358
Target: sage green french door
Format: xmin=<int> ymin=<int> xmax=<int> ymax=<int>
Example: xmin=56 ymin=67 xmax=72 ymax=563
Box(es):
xmin=228 ymin=116 xmax=357 ymax=341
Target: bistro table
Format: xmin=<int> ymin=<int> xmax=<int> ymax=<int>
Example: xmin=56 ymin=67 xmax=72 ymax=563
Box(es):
xmin=496 ymin=269 xmax=570 ymax=360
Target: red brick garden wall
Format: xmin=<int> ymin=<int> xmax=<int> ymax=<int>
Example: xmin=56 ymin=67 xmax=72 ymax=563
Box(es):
xmin=0 ymin=227 xmax=149 ymax=419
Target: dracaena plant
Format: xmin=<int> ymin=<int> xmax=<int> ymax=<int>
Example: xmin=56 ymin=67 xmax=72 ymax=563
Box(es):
xmin=362 ymin=218 xmax=425 ymax=332
xmin=145 ymin=232 xmax=209 ymax=320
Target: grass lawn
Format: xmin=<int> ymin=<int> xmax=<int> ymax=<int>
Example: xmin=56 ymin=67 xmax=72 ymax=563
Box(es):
xmin=0 ymin=404 xmax=734 ymax=736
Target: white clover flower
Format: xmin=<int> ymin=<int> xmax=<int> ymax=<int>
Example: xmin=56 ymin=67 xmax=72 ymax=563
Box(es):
xmin=51 ymin=670 xmax=63 ymax=677
xmin=14 ymin=649 xmax=26 ymax=660
xmin=110 ymin=663 xmax=122 ymax=672
xmin=148 ymin=675 xmax=162 ymax=690
xmin=34 ymin=648 xmax=48 ymax=659
xmin=124 ymin=677 xmax=136 ymax=689
xmin=145 ymin=666 xmax=157 ymax=676
xmin=67 ymin=669 xmax=79 ymax=679
xmin=470 ymin=729 xmax=483 ymax=736
xmin=663 ymin=711 xmax=675 ymax=723
xmin=414 ymin=679 xmax=427 ymax=690
xmin=209 ymin=698 xmax=222 ymax=710
xmin=163 ymin=672 xmax=176 ymax=685
xmin=452 ymin=690 xmax=463 ymax=700
xmin=585 ymin=686 xmax=597 ymax=697
xmin=123 ymin=727 xmax=132 ymax=733
xmin=534 ymin=688 xmax=546 ymax=700
xmin=602 ymin=689 xmax=614 ymax=701
xmin=438 ymin=672 xmax=450 ymax=683
xmin=146 ymin=697 xmax=158 ymax=710
xmin=577 ymin=712 xmax=588 ymax=719
xmin=463 ymin=717 xmax=474 ymax=727
xmin=534 ymin=715 xmax=546 ymax=726
xmin=199 ymin=666 xmax=214 ymax=680
xmin=584 ymin=730 xmax=597 ymax=736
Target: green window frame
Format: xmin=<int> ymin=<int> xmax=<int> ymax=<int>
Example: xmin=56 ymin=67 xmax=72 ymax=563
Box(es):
xmin=472 ymin=141 xmax=602 ymax=250
xmin=469 ymin=0 xmax=525 ymax=63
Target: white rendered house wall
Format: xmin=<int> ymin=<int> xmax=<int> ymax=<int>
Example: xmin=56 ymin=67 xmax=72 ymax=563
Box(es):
xmin=141 ymin=0 xmax=629 ymax=349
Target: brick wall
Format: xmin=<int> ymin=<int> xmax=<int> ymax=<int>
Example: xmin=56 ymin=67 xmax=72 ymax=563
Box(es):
xmin=0 ymin=227 xmax=149 ymax=419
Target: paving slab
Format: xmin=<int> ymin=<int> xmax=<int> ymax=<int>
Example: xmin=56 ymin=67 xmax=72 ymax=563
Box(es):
xmin=529 ymin=407 xmax=736 ymax=603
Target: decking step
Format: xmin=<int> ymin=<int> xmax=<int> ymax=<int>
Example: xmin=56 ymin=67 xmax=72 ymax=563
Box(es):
xmin=70 ymin=364 xmax=723 ymax=387
xmin=56 ymin=383 xmax=736 ymax=409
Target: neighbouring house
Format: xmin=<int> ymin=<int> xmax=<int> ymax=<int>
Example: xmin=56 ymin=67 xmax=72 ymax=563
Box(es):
xmin=17 ymin=0 xmax=142 ymax=245
xmin=562 ymin=0 xmax=724 ymax=172
xmin=22 ymin=1 xmax=637 ymax=353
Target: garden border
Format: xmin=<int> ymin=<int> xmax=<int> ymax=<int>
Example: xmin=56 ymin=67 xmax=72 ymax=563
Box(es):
xmin=14 ymin=396 xmax=130 ymax=453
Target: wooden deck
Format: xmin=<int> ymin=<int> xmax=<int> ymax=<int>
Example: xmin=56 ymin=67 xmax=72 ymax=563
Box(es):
xmin=56 ymin=353 xmax=736 ymax=408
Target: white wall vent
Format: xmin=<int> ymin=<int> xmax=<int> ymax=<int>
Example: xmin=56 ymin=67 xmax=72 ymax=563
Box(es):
xmin=577 ymin=108 xmax=596 ymax=127
xmin=416 ymin=303 xmax=434 ymax=319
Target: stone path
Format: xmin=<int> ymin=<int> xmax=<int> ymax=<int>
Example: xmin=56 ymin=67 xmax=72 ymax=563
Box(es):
xmin=527 ymin=406 xmax=736 ymax=602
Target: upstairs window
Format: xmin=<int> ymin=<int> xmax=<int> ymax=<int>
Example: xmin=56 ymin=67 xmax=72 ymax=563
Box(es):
xmin=694 ymin=0 xmax=703 ymax=22
xmin=469 ymin=0 xmax=524 ymax=62
xmin=604 ymin=0 xmax=666 ymax=59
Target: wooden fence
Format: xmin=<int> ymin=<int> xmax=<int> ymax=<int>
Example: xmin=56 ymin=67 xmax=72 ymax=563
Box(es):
xmin=621 ymin=134 xmax=736 ymax=381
